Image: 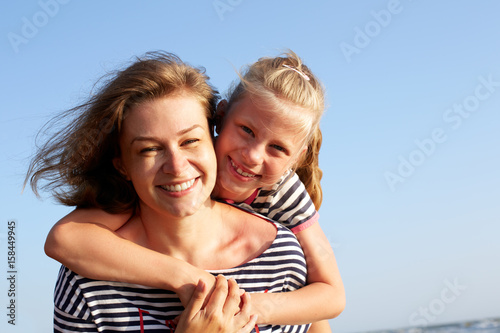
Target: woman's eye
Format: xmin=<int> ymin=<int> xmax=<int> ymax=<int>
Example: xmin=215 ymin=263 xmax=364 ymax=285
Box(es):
xmin=140 ymin=147 xmax=159 ymax=153
xmin=182 ymin=139 xmax=199 ymax=146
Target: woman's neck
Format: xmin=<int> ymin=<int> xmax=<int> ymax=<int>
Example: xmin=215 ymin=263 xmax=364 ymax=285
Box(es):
xmin=120 ymin=200 xmax=277 ymax=270
xmin=124 ymin=200 xmax=223 ymax=266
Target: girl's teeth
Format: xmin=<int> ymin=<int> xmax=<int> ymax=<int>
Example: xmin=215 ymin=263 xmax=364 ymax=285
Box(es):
xmin=161 ymin=179 xmax=195 ymax=192
xmin=241 ymin=170 xmax=252 ymax=177
xmin=231 ymin=161 xmax=255 ymax=178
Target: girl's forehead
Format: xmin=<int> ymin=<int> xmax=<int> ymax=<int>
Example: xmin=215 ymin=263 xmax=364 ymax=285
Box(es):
xmin=229 ymin=95 xmax=310 ymax=150
xmin=232 ymin=93 xmax=310 ymax=128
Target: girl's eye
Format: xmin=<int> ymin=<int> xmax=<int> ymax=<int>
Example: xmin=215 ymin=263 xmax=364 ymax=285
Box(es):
xmin=241 ymin=126 xmax=253 ymax=136
xmin=271 ymin=144 xmax=287 ymax=153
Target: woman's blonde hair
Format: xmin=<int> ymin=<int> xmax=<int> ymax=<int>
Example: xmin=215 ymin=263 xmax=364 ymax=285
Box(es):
xmin=25 ymin=51 xmax=218 ymax=213
xmin=225 ymin=50 xmax=325 ymax=209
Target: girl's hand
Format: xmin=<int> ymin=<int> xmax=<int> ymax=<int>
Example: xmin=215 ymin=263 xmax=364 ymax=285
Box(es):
xmin=175 ymin=275 xmax=258 ymax=333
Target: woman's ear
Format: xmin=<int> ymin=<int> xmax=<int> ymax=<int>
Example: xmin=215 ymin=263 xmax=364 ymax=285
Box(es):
xmin=113 ymin=157 xmax=130 ymax=180
xmin=214 ymin=100 xmax=227 ymax=135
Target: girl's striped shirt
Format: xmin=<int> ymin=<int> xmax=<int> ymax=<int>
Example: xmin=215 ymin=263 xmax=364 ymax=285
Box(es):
xmin=233 ymin=172 xmax=319 ymax=234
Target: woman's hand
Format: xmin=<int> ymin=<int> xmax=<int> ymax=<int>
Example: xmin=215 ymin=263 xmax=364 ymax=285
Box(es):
xmin=175 ymin=275 xmax=258 ymax=333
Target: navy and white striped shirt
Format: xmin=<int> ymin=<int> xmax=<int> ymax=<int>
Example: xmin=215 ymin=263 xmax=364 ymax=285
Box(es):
xmin=53 ymin=220 xmax=310 ymax=333
xmin=234 ymin=172 xmax=319 ymax=234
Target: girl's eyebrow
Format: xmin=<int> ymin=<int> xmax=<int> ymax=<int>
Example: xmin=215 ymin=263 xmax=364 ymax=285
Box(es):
xmin=130 ymin=124 xmax=204 ymax=145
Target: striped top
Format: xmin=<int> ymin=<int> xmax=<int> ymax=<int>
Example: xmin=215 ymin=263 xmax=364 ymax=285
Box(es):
xmin=53 ymin=220 xmax=310 ymax=333
xmin=234 ymin=172 xmax=319 ymax=234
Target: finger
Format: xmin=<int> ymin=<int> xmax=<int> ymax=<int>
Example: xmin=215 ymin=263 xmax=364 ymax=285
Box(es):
xmin=182 ymin=280 xmax=207 ymax=318
xmin=238 ymin=291 xmax=252 ymax=317
xmin=233 ymin=290 xmax=253 ymax=329
xmin=223 ymin=278 xmax=242 ymax=315
xmin=200 ymin=274 xmax=217 ymax=308
xmin=204 ymin=275 xmax=228 ymax=314
xmin=237 ymin=314 xmax=259 ymax=333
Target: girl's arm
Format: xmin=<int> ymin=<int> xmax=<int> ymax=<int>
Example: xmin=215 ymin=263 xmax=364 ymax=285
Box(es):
xmin=45 ymin=208 xmax=216 ymax=305
xmin=244 ymin=173 xmax=345 ymax=327
xmin=46 ymin=208 xmax=344 ymax=327
xmin=251 ymin=222 xmax=345 ymax=326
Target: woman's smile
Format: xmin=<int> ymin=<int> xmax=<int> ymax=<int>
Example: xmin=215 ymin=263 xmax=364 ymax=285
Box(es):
xmin=116 ymin=92 xmax=217 ymax=218
xmin=158 ymin=178 xmax=197 ymax=193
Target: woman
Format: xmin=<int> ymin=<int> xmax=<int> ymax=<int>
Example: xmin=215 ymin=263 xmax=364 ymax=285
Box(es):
xmin=27 ymin=52 xmax=310 ymax=332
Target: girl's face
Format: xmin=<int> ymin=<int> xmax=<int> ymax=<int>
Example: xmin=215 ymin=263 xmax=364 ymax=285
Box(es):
xmin=114 ymin=92 xmax=217 ymax=219
xmin=214 ymin=94 xmax=307 ymax=202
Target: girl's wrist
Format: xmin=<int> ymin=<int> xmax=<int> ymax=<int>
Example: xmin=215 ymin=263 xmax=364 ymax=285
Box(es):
xmin=249 ymin=293 xmax=270 ymax=324
xmin=173 ymin=264 xmax=216 ymax=306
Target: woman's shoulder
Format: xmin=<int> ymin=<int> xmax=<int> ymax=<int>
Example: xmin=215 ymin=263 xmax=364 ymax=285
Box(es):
xmin=210 ymin=203 xmax=306 ymax=274
xmin=218 ymin=201 xmax=277 ymax=238
xmin=211 ymin=202 xmax=289 ymax=266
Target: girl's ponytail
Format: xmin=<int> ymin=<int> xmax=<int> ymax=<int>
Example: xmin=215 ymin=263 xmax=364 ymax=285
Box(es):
xmin=296 ymin=126 xmax=323 ymax=210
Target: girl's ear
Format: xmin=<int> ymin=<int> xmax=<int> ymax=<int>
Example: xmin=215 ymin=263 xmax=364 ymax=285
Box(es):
xmin=300 ymin=145 xmax=308 ymax=157
xmin=214 ymin=100 xmax=228 ymax=135
xmin=113 ymin=157 xmax=130 ymax=180
xmin=292 ymin=145 xmax=309 ymax=169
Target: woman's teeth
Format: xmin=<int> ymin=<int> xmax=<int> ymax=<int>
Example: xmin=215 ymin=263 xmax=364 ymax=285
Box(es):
xmin=160 ymin=179 xmax=195 ymax=192
xmin=231 ymin=160 xmax=256 ymax=178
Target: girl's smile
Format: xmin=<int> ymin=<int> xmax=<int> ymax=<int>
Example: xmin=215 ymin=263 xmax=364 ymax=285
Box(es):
xmin=214 ymin=94 xmax=307 ymax=202
xmin=228 ymin=157 xmax=260 ymax=180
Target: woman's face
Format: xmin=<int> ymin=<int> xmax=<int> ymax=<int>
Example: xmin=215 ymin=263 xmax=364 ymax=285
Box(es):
xmin=114 ymin=92 xmax=217 ymax=218
xmin=214 ymin=94 xmax=306 ymax=202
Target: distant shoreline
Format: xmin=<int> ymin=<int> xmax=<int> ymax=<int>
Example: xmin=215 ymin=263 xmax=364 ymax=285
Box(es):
xmin=357 ymin=317 xmax=500 ymax=333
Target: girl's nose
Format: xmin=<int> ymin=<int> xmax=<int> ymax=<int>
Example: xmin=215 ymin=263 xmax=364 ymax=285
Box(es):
xmin=242 ymin=143 xmax=264 ymax=166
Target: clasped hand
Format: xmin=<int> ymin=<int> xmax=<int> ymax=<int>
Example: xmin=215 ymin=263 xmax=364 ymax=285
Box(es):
xmin=176 ymin=275 xmax=258 ymax=333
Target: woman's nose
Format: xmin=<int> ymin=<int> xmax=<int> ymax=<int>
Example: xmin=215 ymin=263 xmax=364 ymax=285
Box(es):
xmin=162 ymin=150 xmax=189 ymax=175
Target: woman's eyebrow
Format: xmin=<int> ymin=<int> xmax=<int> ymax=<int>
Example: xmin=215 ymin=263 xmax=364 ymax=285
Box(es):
xmin=130 ymin=136 xmax=158 ymax=145
xmin=177 ymin=124 xmax=203 ymax=135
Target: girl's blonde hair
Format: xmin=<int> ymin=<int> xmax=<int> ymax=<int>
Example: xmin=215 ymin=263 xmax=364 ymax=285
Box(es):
xmin=25 ymin=51 xmax=218 ymax=213
xmin=226 ymin=50 xmax=324 ymax=209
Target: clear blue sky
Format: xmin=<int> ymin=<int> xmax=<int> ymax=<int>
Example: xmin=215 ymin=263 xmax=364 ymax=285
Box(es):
xmin=1 ymin=1 xmax=499 ymax=332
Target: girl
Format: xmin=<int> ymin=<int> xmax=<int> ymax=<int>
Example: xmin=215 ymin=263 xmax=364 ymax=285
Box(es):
xmin=43 ymin=51 xmax=345 ymax=331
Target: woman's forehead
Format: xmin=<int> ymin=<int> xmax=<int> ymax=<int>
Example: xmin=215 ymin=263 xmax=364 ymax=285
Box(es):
xmin=124 ymin=94 xmax=209 ymax=135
